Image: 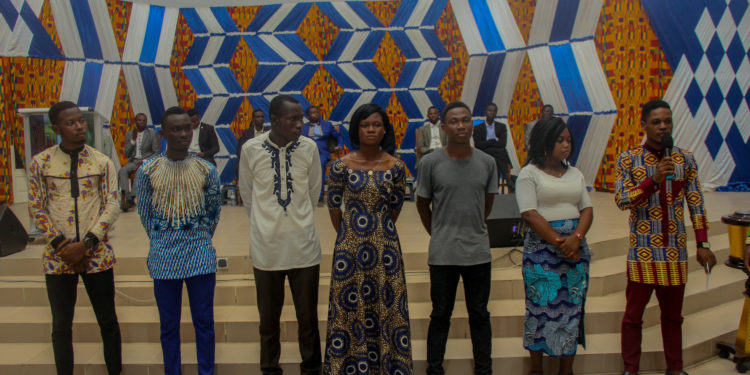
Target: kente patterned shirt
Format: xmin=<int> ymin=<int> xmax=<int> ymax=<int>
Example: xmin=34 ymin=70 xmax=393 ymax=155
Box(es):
xmin=28 ymin=145 xmax=120 ymax=275
xmin=135 ymin=153 xmax=221 ymax=279
xmin=238 ymin=132 xmax=322 ymax=270
xmin=615 ymin=144 xmax=708 ymax=286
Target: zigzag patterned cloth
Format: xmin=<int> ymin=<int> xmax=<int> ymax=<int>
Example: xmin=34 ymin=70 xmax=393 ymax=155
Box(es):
xmin=615 ymin=145 xmax=709 ymax=286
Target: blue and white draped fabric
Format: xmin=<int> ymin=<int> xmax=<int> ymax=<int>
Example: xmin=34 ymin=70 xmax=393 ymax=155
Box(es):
xmin=525 ymin=0 xmax=617 ymax=186
xmin=643 ymin=0 xmax=750 ymax=190
xmin=180 ymin=1 xmax=452 ymax=181
xmin=53 ymin=0 xmax=121 ymax=119
xmin=181 ymin=6 xmax=251 ymax=184
xmin=0 ymin=0 xmax=62 ymax=58
xmin=122 ymin=4 xmax=179 ymax=127
xmin=451 ymin=0 xmax=526 ymax=174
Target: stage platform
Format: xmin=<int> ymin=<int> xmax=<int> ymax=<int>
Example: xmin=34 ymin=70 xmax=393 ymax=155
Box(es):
xmin=1 ymin=191 xmax=750 ymax=374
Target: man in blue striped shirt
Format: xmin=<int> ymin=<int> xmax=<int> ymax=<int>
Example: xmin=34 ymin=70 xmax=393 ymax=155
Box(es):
xmin=135 ymin=106 xmax=221 ymax=375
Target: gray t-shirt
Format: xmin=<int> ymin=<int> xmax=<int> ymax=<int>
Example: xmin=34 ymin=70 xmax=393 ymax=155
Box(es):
xmin=417 ymin=148 xmax=499 ymax=266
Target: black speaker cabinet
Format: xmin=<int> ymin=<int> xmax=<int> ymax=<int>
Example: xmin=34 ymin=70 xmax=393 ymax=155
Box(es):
xmin=486 ymin=194 xmax=524 ymax=248
xmin=0 ymin=205 xmax=29 ymax=257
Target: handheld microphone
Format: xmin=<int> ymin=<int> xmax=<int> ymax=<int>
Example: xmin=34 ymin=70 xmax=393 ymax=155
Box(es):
xmin=660 ymin=133 xmax=674 ymax=181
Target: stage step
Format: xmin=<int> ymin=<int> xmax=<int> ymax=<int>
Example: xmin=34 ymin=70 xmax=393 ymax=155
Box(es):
xmin=0 ymin=262 xmax=742 ymax=345
xmin=0 ymin=234 xmax=731 ymax=310
xmin=0 ymin=220 xmax=728 ymax=277
xmin=0 ymin=299 xmax=739 ymax=375
xmin=1 ymin=198 xmax=741 ymax=375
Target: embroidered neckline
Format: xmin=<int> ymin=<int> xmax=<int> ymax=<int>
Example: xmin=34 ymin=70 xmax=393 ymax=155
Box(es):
xmin=262 ymin=139 xmax=300 ymax=212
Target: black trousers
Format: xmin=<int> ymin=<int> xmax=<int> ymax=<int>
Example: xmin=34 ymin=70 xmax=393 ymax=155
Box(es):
xmin=427 ymin=263 xmax=492 ymax=375
xmin=45 ymin=268 xmax=122 ymax=375
xmin=254 ymin=265 xmax=321 ymax=375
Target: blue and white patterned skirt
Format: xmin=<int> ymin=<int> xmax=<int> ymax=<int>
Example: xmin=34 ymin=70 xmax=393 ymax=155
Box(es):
xmin=522 ymin=218 xmax=591 ymax=357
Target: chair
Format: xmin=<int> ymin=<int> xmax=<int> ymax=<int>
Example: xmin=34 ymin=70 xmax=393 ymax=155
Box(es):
xmin=404 ymin=177 xmax=416 ymax=201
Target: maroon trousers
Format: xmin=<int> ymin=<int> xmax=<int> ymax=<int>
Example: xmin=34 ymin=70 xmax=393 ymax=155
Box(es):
xmin=621 ymin=280 xmax=686 ymax=372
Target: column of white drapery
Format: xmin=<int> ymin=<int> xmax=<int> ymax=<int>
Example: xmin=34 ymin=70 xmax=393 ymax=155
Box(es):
xmin=526 ymin=0 xmax=617 ymax=187
xmin=451 ymin=0 xmax=526 ymax=174
xmin=53 ymin=0 xmax=121 ymax=120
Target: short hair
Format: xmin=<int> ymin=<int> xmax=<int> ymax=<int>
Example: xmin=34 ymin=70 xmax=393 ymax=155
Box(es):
xmin=186 ymin=108 xmax=200 ymax=117
xmin=441 ymin=101 xmax=471 ymax=122
xmin=348 ymin=103 xmax=394 ymax=149
xmin=49 ymin=101 xmax=78 ymax=125
xmin=427 ymin=106 xmax=439 ymax=113
xmin=161 ymin=106 xmax=187 ymax=128
xmin=526 ymin=117 xmax=575 ymax=167
xmin=252 ymin=108 xmax=264 ymax=115
xmin=269 ymin=95 xmax=300 ymax=118
xmin=305 ymin=105 xmax=319 ymax=116
xmin=641 ymin=99 xmax=671 ymax=123
xmin=135 ymin=112 xmax=147 ymax=119
xmin=542 ymin=104 xmax=553 ymax=112
xmin=486 ymin=102 xmax=498 ymax=111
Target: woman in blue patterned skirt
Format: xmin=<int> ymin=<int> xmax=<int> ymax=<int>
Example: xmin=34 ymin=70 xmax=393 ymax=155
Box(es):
xmin=516 ymin=117 xmax=594 ymax=375
xmin=324 ymin=103 xmax=412 ymax=374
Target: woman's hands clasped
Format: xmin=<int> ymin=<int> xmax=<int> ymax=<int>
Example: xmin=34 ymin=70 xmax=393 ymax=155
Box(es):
xmin=555 ymin=235 xmax=581 ymax=260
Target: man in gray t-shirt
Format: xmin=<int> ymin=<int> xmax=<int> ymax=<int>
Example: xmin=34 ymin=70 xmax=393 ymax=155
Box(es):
xmin=416 ymin=101 xmax=498 ymax=375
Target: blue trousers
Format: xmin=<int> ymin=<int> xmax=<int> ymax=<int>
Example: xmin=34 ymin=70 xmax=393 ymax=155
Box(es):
xmin=153 ymin=273 xmax=216 ymax=375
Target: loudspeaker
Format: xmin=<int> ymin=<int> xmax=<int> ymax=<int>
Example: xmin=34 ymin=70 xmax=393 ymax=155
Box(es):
xmin=486 ymin=194 xmax=524 ymax=248
xmin=0 ymin=205 xmax=29 ymax=257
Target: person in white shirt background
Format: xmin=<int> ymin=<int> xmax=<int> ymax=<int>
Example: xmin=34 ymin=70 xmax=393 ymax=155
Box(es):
xmin=238 ymin=95 xmax=323 ymax=375
xmin=118 ymin=112 xmax=160 ymax=211
xmin=186 ymin=108 xmax=220 ymax=166
xmin=415 ymin=106 xmax=447 ymax=168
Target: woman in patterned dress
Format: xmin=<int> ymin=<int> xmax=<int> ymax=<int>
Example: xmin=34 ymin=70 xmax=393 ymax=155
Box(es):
xmin=516 ymin=117 xmax=594 ymax=375
xmin=324 ymin=103 xmax=412 ymax=375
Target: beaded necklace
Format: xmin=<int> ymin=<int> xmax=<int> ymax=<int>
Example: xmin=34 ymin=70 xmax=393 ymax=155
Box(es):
xmin=148 ymin=156 xmax=206 ymax=227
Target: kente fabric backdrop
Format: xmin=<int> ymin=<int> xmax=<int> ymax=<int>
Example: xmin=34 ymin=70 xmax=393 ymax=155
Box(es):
xmin=1 ymin=0 xmax=744 ymax=203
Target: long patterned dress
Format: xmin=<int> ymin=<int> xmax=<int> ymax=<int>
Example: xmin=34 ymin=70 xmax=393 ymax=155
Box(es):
xmin=324 ymin=159 xmax=412 ymax=375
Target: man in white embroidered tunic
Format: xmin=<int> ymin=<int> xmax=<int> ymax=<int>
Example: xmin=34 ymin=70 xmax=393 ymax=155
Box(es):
xmin=136 ymin=106 xmax=221 ymax=375
xmin=238 ymin=95 xmax=323 ymax=375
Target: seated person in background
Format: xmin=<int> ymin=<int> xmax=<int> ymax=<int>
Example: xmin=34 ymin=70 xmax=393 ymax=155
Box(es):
xmin=525 ymin=104 xmax=554 ymax=150
xmin=473 ymin=102 xmax=515 ymax=192
xmin=237 ymin=109 xmax=268 ymax=162
xmin=236 ymin=109 xmax=267 ymax=204
xmin=302 ymin=105 xmax=342 ymax=204
xmin=118 ymin=112 xmax=160 ymax=211
xmin=416 ymin=106 xmax=446 ymax=168
xmin=187 ymin=108 xmax=220 ymax=166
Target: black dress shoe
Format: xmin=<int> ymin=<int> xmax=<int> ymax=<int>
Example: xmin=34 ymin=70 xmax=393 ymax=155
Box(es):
xmin=622 ymin=372 xmax=638 ymax=375
xmin=665 ymin=372 xmax=688 ymax=375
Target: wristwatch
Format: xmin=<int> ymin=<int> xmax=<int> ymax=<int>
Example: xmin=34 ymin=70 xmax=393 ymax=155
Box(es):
xmin=83 ymin=233 xmax=99 ymax=249
xmin=697 ymin=241 xmax=711 ymax=250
